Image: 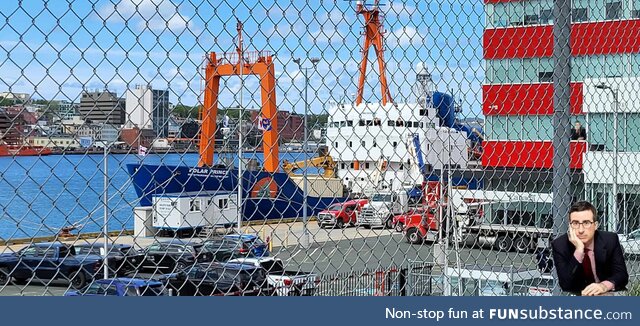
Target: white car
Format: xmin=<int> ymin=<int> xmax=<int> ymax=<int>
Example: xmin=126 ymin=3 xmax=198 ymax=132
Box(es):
xmin=619 ymin=229 xmax=640 ymax=257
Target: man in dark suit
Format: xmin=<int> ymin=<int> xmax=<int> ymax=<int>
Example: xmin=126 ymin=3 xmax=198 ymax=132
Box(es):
xmin=552 ymin=201 xmax=628 ymax=295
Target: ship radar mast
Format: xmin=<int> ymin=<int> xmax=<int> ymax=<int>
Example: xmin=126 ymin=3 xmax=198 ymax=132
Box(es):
xmin=414 ymin=62 xmax=434 ymax=109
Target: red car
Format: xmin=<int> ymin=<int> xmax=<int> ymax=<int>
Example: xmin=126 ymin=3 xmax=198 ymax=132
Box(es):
xmin=317 ymin=199 xmax=368 ymax=228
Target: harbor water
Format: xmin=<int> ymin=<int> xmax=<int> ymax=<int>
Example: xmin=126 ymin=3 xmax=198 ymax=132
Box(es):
xmin=0 ymin=152 xmax=314 ymax=240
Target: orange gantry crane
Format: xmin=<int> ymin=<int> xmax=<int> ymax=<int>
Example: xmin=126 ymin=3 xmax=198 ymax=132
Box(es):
xmin=199 ymin=21 xmax=280 ymax=172
xmin=355 ymin=0 xmax=393 ymax=106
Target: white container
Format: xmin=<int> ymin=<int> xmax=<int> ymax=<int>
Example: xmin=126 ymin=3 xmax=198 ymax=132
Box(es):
xmin=152 ymin=191 xmax=237 ymax=230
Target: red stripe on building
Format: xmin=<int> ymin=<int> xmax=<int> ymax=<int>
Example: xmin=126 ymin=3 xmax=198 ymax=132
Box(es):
xmin=484 ymin=20 xmax=640 ymax=59
xmin=484 ymin=0 xmax=525 ymax=3
xmin=483 ymin=82 xmax=583 ymax=115
xmin=481 ymin=140 xmax=587 ymax=169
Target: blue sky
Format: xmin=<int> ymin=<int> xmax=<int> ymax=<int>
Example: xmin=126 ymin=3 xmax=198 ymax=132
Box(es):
xmin=0 ymin=0 xmax=485 ymax=118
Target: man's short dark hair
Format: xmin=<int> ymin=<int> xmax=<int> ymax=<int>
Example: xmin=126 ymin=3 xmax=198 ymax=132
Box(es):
xmin=569 ymin=201 xmax=598 ymax=222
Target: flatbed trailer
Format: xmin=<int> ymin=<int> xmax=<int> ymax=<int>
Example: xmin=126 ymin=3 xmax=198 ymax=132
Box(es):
xmin=451 ymin=189 xmax=554 ymax=253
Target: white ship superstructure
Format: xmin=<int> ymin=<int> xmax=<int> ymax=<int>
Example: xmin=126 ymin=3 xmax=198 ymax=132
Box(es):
xmin=325 ymin=64 xmax=469 ymax=195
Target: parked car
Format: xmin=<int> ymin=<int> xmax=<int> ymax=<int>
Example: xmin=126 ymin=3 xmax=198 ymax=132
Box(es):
xmin=165 ymin=262 xmax=274 ymax=296
xmin=203 ymin=234 xmax=269 ymax=258
xmin=229 ymin=257 xmax=318 ymax=296
xmin=0 ymin=242 xmax=102 ymax=288
xmin=392 ymin=207 xmax=434 ymax=233
xmin=317 ymin=199 xmax=368 ymax=228
xmin=619 ymin=228 xmax=640 ymax=258
xmin=73 ymin=243 xmax=145 ymax=276
xmin=138 ymin=239 xmax=212 ymax=272
xmin=64 ymin=278 xmax=169 ymax=296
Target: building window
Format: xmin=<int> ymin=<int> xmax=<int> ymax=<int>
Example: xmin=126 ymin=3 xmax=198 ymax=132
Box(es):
xmin=373 ymin=141 xmax=377 ymax=147
xmin=359 ymin=120 xmax=365 ymax=126
xmin=190 ymin=199 xmax=201 ymax=212
xmin=524 ymin=14 xmax=539 ymax=25
xmin=392 ymin=142 xmax=398 ymax=148
xmin=606 ymin=1 xmax=622 ymax=20
xmin=350 ymin=162 xmax=355 ymax=169
xmin=218 ymin=198 xmax=229 ymax=209
xmin=539 ymin=9 xmax=553 ymax=24
xmin=361 ymin=141 xmax=366 ymax=147
xmin=349 ymin=141 xmax=353 ymax=147
xmin=538 ymin=57 xmax=554 ymax=82
xmin=419 ymin=109 xmax=429 ymax=117
xmin=388 ymin=121 xmax=395 ymax=127
xmin=365 ymin=162 xmax=370 ymax=169
xmin=571 ymin=8 xmax=588 ymax=22
xmin=346 ymin=120 xmax=353 ymax=127
xmin=334 ymin=142 xmax=338 ymax=148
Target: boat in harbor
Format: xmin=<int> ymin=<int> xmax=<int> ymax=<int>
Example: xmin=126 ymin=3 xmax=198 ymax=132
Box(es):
xmin=0 ymin=144 xmax=52 ymax=157
xmin=127 ymin=4 xmax=482 ymax=222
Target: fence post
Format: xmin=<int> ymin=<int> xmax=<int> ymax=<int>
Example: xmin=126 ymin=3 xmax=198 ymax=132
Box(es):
xmin=552 ymin=0 xmax=572 ymax=295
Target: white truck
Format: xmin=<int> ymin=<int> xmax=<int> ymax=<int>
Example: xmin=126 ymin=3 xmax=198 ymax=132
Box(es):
xmin=450 ymin=189 xmax=553 ymax=253
xmin=357 ymin=190 xmax=409 ymax=229
xmin=228 ymin=257 xmax=318 ymax=296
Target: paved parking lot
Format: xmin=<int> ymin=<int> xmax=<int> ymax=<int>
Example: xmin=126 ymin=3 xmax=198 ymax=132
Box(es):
xmin=2 ymin=222 xmax=638 ymax=296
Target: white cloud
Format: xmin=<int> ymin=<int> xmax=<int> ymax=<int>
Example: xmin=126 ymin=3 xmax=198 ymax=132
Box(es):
xmin=98 ymin=0 xmax=193 ymax=33
xmin=139 ymin=14 xmax=191 ymax=33
xmin=387 ymin=26 xmax=422 ymax=47
xmin=388 ymin=3 xmax=417 ymax=19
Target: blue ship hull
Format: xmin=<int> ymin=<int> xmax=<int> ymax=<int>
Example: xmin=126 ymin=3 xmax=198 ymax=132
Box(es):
xmin=127 ymin=164 xmax=347 ymax=221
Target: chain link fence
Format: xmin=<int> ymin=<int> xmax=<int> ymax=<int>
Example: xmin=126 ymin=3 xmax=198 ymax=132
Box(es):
xmin=0 ymin=0 xmax=639 ymax=296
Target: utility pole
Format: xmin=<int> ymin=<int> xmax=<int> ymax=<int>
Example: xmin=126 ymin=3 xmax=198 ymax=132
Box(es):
xmin=293 ymin=57 xmax=320 ymax=248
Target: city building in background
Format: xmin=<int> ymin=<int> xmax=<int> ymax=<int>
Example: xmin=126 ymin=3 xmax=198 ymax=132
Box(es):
xmin=79 ymin=89 xmax=126 ymax=126
xmin=0 ymin=92 xmax=31 ymax=103
xmin=57 ymin=100 xmax=79 ymax=120
xmin=28 ymin=135 xmax=80 ymax=149
xmin=125 ymin=84 xmax=169 ymax=137
xmin=76 ymin=123 xmax=120 ymax=145
xmin=120 ymin=126 xmax=156 ymax=149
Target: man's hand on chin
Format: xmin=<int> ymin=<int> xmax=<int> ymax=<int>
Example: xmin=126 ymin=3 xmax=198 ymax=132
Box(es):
xmin=582 ymin=283 xmax=608 ymax=296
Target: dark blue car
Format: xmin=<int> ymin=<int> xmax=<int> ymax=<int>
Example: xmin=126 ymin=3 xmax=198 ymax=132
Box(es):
xmin=65 ymin=278 xmax=168 ymax=296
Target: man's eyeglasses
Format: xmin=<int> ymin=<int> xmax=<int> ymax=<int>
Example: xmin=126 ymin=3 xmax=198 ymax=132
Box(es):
xmin=570 ymin=221 xmax=596 ymax=229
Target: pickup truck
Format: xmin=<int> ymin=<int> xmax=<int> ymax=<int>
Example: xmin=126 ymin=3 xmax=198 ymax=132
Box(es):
xmin=0 ymin=242 xmax=102 ymax=288
xmin=229 ymin=257 xmax=318 ymax=296
xmin=317 ymin=199 xmax=368 ymax=228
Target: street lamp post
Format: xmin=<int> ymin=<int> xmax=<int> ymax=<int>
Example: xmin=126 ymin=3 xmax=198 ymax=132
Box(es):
xmin=293 ymin=57 xmax=320 ymax=248
xmin=595 ymin=83 xmax=619 ymax=232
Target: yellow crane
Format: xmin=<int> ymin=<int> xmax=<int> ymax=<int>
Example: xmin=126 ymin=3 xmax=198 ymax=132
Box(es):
xmin=281 ymin=155 xmax=337 ymax=178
